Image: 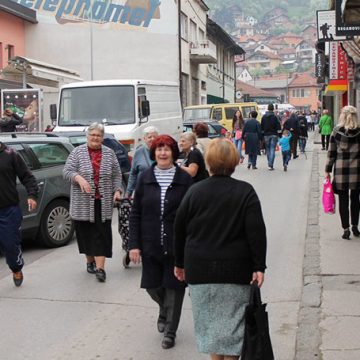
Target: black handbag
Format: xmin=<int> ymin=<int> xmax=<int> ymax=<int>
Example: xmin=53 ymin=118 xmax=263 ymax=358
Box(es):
xmin=241 ymin=283 xmax=274 ymax=360
xmin=117 ymin=198 xmax=132 ymax=251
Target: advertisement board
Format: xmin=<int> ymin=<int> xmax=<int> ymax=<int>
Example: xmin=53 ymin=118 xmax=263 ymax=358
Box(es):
xmin=317 ymin=10 xmax=347 ymax=42
xmin=329 ymin=42 xmax=348 ymax=80
xmin=335 ymin=0 xmax=360 ymax=36
xmin=1 ymin=89 xmax=42 ymax=132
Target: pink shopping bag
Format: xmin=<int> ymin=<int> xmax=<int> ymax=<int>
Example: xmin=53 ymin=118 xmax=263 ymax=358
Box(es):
xmin=322 ymin=178 xmax=335 ymax=214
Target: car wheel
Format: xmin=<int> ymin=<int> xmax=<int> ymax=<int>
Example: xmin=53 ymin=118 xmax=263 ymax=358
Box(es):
xmin=38 ymin=199 xmax=74 ymax=248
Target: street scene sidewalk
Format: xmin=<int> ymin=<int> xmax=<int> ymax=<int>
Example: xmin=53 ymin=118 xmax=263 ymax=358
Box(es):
xmin=317 ymin=149 xmax=360 ymax=360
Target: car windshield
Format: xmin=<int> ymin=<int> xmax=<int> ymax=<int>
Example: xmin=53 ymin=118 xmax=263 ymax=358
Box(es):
xmin=183 ymin=107 xmax=212 ymax=122
xmin=59 ymin=85 xmax=135 ymax=126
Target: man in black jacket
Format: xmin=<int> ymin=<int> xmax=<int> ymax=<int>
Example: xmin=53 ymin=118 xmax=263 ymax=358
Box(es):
xmin=0 ymin=142 xmax=38 ymax=286
xmin=0 ymin=108 xmax=23 ymax=132
xmin=261 ymin=103 xmax=281 ymax=170
xmin=284 ymin=112 xmax=300 ymax=159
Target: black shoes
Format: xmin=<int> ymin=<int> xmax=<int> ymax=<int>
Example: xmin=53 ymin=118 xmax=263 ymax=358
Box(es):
xmin=342 ymin=229 xmax=351 ymax=240
xmin=87 ymin=261 xmax=96 ymax=274
xmin=252 ymin=166 xmax=258 ymax=170
xmin=162 ymin=336 xmax=175 ymax=349
xmin=157 ymin=316 xmax=166 ymax=333
xmin=352 ymin=226 xmax=360 ymax=237
xmin=95 ymin=268 xmax=106 ymax=282
xmin=122 ymin=252 xmax=131 ymax=268
xmin=13 ymin=271 xmax=23 ymax=287
xmin=247 ymin=164 xmax=251 ymax=169
xmin=293 ymin=155 xmax=299 ymax=159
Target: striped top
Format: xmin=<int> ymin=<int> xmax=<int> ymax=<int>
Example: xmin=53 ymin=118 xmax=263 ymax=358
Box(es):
xmin=154 ymin=165 xmax=176 ymax=245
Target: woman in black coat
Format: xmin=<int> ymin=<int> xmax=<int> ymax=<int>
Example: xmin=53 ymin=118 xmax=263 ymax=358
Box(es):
xmin=242 ymin=110 xmax=262 ymax=169
xmin=129 ymin=135 xmax=193 ymax=350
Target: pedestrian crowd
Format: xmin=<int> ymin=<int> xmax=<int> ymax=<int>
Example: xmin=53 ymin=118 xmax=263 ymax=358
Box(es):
xmin=0 ymin=102 xmax=359 ymax=360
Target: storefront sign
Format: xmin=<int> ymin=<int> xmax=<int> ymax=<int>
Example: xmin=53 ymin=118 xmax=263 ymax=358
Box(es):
xmin=315 ymin=52 xmax=326 ymax=82
xmin=1 ymin=89 xmax=42 ymax=132
xmin=317 ymin=10 xmax=347 ymax=41
xmin=335 ymin=0 xmax=360 ymax=36
xmin=329 ymin=42 xmax=348 ymax=80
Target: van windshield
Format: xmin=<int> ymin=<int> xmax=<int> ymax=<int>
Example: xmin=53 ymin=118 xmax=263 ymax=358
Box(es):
xmin=183 ymin=107 xmax=212 ymax=122
xmin=58 ymin=86 xmax=135 ymax=126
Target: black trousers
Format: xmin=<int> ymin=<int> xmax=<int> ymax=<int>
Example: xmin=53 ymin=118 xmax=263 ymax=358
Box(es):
xmin=321 ymin=135 xmax=330 ymax=150
xmin=338 ymin=190 xmax=360 ymax=229
xmin=290 ymin=134 xmax=298 ymax=158
xmin=146 ymin=287 xmax=185 ymax=339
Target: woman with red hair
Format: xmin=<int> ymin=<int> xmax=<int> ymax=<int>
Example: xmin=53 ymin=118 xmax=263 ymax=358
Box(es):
xmin=129 ymin=135 xmax=193 ymax=350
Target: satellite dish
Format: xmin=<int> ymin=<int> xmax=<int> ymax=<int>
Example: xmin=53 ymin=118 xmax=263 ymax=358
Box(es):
xmin=236 ymin=90 xmax=242 ymax=99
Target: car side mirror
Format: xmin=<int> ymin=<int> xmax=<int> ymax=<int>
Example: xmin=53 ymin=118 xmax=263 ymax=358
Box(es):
xmin=50 ymin=104 xmax=57 ymax=121
xmin=141 ymin=100 xmax=150 ymax=118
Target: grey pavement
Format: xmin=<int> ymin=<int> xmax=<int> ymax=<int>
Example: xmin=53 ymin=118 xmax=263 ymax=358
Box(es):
xmin=2 ymin=131 xmax=358 ymax=360
xmin=317 ymin=148 xmax=360 ymax=360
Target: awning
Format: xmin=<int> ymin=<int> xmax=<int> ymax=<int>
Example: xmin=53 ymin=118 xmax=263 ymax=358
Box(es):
xmin=0 ymin=56 xmax=82 ymax=88
xmin=325 ymin=79 xmax=348 ymax=95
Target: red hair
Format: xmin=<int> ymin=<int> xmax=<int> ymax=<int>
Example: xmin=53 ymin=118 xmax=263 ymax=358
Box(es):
xmin=149 ymin=135 xmax=179 ymax=161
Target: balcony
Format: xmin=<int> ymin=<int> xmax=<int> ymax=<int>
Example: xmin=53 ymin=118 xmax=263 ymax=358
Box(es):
xmin=190 ymin=40 xmax=217 ymax=64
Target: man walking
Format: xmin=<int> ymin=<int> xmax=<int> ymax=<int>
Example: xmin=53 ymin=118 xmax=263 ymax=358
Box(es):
xmin=0 ymin=141 xmax=38 ymax=286
xmin=261 ymin=103 xmax=281 ymax=170
xmin=0 ymin=108 xmax=23 ymax=132
xmin=284 ymin=112 xmax=300 ymax=159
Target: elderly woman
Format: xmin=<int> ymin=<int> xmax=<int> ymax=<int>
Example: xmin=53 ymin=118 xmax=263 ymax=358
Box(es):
xmin=193 ymin=122 xmax=211 ymax=156
xmin=325 ymin=105 xmax=360 ymax=240
xmin=63 ymin=122 xmax=122 ymax=282
xmin=174 ymin=138 xmax=267 ymax=360
xmin=126 ymin=126 xmax=159 ymax=197
xmin=129 ymin=135 xmax=192 ymax=350
xmin=178 ymin=132 xmax=208 ymax=182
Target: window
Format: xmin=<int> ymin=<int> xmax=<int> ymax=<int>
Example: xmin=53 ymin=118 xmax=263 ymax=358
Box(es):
xmin=190 ymin=20 xmax=197 ymax=43
xmin=137 ymin=87 xmax=147 ymax=119
xmin=7 ymin=44 xmax=14 ymax=61
xmin=181 ymin=73 xmax=188 ymax=107
xmin=212 ymin=108 xmax=222 ymax=120
xmin=180 ymin=13 xmax=188 ymax=41
xmin=6 ymin=144 xmax=32 ymax=169
xmin=199 ymin=28 xmax=205 ymax=41
xmin=292 ymin=88 xmax=311 ymax=98
xmin=191 ymin=77 xmax=199 ymax=105
xmin=28 ymin=143 xmax=70 ymax=167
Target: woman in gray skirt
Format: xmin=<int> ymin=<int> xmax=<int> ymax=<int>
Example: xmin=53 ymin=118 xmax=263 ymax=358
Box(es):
xmin=174 ymin=138 xmax=267 ymax=360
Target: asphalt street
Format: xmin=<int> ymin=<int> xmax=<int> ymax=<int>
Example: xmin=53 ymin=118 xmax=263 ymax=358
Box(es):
xmin=0 ymin=134 xmax=315 ymax=360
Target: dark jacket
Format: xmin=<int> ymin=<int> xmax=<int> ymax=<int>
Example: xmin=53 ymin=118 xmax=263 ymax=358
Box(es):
xmin=299 ymin=115 xmax=308 ymax=138
xmin=284 ymin=114 xmax=300 ymax=135
xmin=261 ymin=111 xmax=281 ymax=136
xmin=129 ymin=164 xmax=193 ymax=259
xmin=0 ymin=142 xmax=38 ymax=209
xmin=174 ymin=176 xmax=267 ymax=285
xmin=242 ymin=118 xmax=261 ymax=155
xmin=0 ymin=113 xmax=23 ymax=132
xmin=325 ymin=126 xmax=360 ymax=193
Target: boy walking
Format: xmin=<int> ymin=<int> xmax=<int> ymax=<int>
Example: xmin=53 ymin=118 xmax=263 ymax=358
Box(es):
xmin=279 ymin=130 xmax=292 ymax=172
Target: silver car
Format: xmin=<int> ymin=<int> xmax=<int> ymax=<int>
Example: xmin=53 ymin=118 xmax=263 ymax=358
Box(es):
xmin=0 ymin=134 xmax=75 ymax=247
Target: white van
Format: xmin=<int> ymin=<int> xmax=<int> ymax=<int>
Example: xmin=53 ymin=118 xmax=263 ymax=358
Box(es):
xmin=52 ymin=80 xmax=183 ymax=153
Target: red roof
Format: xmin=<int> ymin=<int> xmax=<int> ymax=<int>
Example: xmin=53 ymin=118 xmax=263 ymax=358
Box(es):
xmin=288 ymin=73 xmax=318 ymax=88
xmin=236 ymin=80 xmax=275 ymax=97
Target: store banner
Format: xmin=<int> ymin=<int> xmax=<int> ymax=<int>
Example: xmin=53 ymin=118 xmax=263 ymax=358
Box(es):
xmin=335 ymin=0 xmax=360 ymax=36
xmin=329 ymin=42 xmax=348 ymax=80
xmin=315 ymin=52 xmax=326 ymax=82
xmin=317 ymin=10 xmax=347 ymax=42
xmin=1 ymin=89 xmax=42 ymax=132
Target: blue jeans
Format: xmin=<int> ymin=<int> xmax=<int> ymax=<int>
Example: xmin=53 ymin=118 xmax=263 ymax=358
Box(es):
xmin=248 ymin=153 xmax=257 ymax=167
xmin=234 ymin=139 xmax=243 ymax=158
xmin=264 ymin=135 xmax=278 ymax=168
xmin=299 ymin=137 xmax=307 ymax=153
xmin=282 ymin=150 xmax=291 ymax=166
xmin=0 ymin=206 xmax=24 ymax=272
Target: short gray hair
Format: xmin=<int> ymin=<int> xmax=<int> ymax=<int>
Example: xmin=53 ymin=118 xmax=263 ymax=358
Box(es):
xmin=180 ymin=131 xmax=197 ymax=145
xmin=143 ymin=126 xmax=159 ymax=135
xmin=86 ymin=122 xmax=105 ymax=135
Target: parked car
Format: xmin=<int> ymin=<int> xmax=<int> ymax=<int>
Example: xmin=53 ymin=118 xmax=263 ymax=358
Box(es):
xmin=183 ymin=121 xmax=227 ymax=138
xmin=0 ymin=133 xmax=75 ymax=247
xmin=49 ymin=131 xmax=131 ymax=188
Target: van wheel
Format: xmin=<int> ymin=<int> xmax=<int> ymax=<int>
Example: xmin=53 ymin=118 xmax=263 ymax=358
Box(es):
xmin=38 ymin=199 xmax=74 ymax=248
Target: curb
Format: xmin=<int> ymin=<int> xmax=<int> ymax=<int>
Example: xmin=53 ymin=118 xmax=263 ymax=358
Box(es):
xmin=295 ymin=149 xmax=323 ymax=360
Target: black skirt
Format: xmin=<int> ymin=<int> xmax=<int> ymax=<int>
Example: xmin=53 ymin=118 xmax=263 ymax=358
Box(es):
xmin=74 ymin=200 xmax=113 ymax=258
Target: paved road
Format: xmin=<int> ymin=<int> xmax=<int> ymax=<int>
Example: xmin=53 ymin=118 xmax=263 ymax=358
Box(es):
xmin=0 ymin=134 xmax=315 ymax=360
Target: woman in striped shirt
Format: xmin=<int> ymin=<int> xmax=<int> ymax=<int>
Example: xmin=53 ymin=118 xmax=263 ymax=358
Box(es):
xmin=129 ymin=135 xmax=192 ymax=350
